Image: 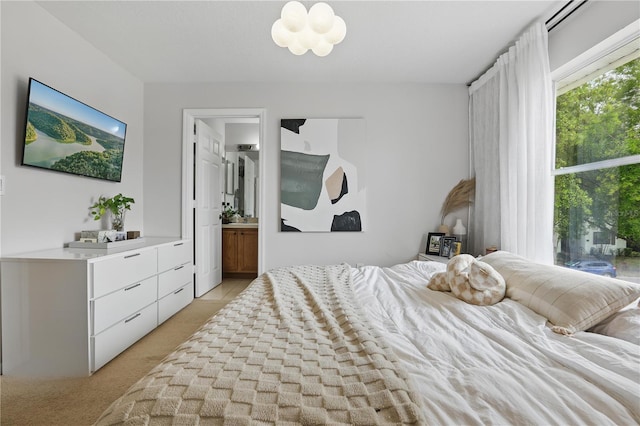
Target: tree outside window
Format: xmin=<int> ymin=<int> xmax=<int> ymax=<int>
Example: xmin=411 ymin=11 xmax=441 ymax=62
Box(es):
xmin=554 ymin=54 xmax=639 ymax=282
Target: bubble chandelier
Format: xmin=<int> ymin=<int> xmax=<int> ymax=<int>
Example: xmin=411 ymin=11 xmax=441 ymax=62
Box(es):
xmin=271 ymin=1 xmax=347 ymax=57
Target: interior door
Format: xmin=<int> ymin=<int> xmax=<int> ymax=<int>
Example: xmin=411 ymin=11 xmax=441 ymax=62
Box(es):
xmin=194 ymin=119 xmax=222 ymax=296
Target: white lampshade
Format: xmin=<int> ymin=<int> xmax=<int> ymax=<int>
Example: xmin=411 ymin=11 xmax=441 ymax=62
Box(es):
xmin=280 ymin=1 xmax=307 ymax=32
xmin=297 ymin=26 xmax=321 ymax=50
xmin=273 ymin=1 xmax=345 ymax=56
xmin=271 ymin=19 xmax=293 ymax=47
xmin=287 ymin=38 xmax=308 ymax=55
xmin=312 ymin=40 xmax=333 ymax=57
xmin=325 ymin=15 xmax=346 ymax=44
xmin=308 ymin=2 xmax=335 ymax=34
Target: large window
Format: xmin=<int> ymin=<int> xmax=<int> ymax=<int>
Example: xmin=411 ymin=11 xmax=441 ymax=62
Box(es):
xmin=553 ymin=45 xmax=639 ymax=283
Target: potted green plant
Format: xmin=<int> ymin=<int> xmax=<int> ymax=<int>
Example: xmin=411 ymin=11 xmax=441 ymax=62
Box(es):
xmin=221 ymin=204 xmax=238 ymax=224
xmin=90 ymin=193 xmax=135 ymax=231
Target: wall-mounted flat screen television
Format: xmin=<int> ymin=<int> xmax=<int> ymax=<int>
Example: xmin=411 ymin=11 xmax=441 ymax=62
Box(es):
xmin=22 ymin=78 xmax=127 ymax=182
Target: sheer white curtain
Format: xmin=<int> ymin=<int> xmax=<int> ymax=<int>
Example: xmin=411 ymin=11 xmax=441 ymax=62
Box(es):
xmin=469 ymin=22 xmax=554 ymax=264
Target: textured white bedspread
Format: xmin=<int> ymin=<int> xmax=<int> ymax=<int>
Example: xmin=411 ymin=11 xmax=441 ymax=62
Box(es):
xmin=352 ymin=261 xmax=640 ymax=425
xmin=96 ymin=264 xmax=424 ymax=425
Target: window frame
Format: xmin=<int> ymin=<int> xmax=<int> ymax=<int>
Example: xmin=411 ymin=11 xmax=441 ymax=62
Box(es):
xmin=551 ymin=19 xmax=639 ymax=177
xmin=550 ymin=20 xmax=640 ymax=267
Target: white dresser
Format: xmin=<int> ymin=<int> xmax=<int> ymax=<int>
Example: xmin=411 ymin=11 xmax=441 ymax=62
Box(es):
xmin=1 ymin=237 xmax=193 ymax=377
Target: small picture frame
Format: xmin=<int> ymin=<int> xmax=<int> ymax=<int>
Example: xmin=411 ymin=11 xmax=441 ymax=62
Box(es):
xmin=426 ymin=232 xmax=445 ymax=255
xmin=440 ymin=236 xmax=457 ymax=258
xmin=452 ymin=241 xmax=462 ymax=257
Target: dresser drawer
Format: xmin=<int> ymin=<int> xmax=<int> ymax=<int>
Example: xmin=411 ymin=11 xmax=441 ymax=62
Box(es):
xmin=158 ymin=240 xmax=191 ymax=273
xmin=92 ymin=302 xmax=157 ymax=372
xmin=158 ymin=263 xmax=192 ymax=299
xmin=92 ymin=249 xmax=157 ymax=298
xmin=158 ymin=282 xmax=193 ymax=325
xmin=92 ymin=276 xmax=157 ymax=335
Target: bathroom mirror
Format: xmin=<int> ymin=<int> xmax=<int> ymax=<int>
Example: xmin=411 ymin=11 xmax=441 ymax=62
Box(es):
xmin=222 ymin=121 xmax=260 ymax=218
xmin=225 ymin=159 xmax=234 ymax=195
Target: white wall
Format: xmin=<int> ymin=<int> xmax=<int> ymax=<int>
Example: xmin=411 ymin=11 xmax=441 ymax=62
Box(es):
xmin=0 ymin=1 xmax=144 ymax=255
xmin=226 ymin=123 xmax=259 ymax=147
xmin=143 ymin=83 xmax=469 ymax=269
xmin=2 ymin=1 xmax=632 ymax=263
xmin=548 ymin=0 xmax=640 ymax=72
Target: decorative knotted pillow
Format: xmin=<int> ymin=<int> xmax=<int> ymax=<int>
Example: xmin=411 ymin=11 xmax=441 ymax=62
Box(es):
xmin=428 ymin=254 xmax=506 ymax=305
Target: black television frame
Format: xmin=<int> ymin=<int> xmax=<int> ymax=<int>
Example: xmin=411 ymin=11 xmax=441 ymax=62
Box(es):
xmin=21 ymin=78 xmax=127 ymax=182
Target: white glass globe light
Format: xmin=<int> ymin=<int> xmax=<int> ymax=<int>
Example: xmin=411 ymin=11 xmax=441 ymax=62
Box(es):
xmin=288 ymin=38 xmax=308 ymax=55
xmin=273 ymin=2 xmax=346 ymax=55
xmin=271 ymin=19 xmax=293 ymax=47
xmin=308 ymin=3 xmax=335 ymax=34
xmin=312 ymin=40 xmax=333 ymax=57
xmin=297 ymin=25 xmax=321 ymax=50
xmin=325 ymin=15 xmax=346 ymax=44
xmin=281 ymin=1 xmax=307 ymax=33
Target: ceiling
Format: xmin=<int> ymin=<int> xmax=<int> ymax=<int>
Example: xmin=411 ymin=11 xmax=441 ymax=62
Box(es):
xmin=37 ymin=1 xmax=565 ymax=85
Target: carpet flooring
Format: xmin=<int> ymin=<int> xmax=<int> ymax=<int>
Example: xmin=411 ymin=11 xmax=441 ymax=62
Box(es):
xmin=0 ymin=279 xmax=252 ymax=425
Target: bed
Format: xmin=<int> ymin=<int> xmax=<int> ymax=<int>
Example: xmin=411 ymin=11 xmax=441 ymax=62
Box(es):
xmin=95 ymin=251 xmax=640 ymax=425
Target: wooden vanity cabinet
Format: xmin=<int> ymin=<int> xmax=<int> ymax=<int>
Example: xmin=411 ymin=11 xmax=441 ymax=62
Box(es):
xmin=222 ymin=227 xmax=258 ymax=277
xmin=238 ymin=228 xmax=258 ymax=273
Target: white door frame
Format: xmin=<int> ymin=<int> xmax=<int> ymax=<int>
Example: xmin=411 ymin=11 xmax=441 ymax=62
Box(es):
xmin=182 ymin=108 xmax=266 ymax=282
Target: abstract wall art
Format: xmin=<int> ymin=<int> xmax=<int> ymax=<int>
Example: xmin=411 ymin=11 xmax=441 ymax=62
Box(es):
xmin=280 ymin=118 xmax=366 ymax=232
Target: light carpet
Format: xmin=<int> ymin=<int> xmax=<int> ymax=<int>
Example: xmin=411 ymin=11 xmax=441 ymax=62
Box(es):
xmin=1 ymin=281 xmax=249 ymax=426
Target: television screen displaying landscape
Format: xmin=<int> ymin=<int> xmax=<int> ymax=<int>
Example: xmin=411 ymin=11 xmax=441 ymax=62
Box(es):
xmin=22 ymin=78 xmax=127 ymax=182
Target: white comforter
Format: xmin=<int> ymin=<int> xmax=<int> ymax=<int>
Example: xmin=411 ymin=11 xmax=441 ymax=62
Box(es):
xmin=352 ymin=261 xmax=640 ymax=425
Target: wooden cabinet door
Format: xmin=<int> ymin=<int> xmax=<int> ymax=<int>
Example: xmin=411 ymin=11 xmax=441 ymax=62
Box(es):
xmin=222 ymin=229 xmax=238 ymax=273
xmin=238 ymin=229 xmax=258 ymax=273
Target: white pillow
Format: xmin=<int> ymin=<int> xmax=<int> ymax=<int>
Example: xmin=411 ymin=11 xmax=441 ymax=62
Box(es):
xmin=482 ymin=251 xmax=640 ymax=334
xmin=589 ymin=308 xmax=640 ymax=345
xmin=589 ymin=299 xmax=640 ymax=344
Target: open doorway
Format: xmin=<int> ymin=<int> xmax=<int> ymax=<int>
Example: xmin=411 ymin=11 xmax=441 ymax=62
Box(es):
xmin=182 ymin=109 xmax=265 ymax=297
